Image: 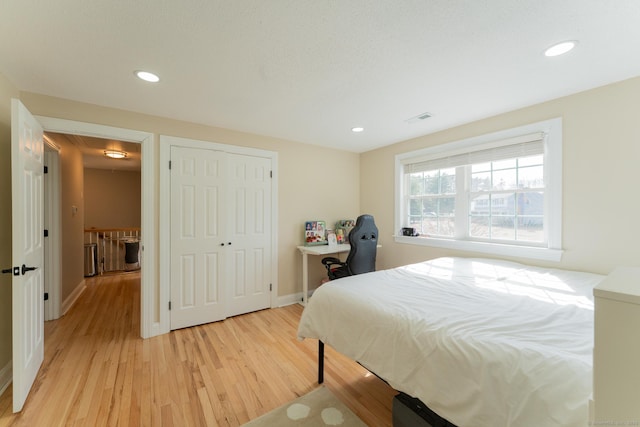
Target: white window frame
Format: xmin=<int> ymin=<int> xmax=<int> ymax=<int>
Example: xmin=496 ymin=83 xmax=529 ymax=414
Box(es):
xmin=395 ymin=118 xmax=563 ymax=262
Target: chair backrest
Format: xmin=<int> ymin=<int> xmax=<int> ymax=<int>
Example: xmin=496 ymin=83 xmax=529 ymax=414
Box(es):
xmin=345 ymin=214 xmax=378 ymax=275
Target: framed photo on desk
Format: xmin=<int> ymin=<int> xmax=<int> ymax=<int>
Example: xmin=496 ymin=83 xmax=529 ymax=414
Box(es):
xmin=304 ymin=221 xmax=327 ymax=246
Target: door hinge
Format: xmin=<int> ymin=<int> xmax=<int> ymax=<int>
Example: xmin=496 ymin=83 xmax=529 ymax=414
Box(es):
xmin=168 ymin=301 xmax=172 ymax=310
xmin=44 ymin=166 xmax=48 ymax=174
xmin=270 ymin=170 xmax=272 ymax=178
xmin=44 ymin=229 xmax=49 ymax=237
xmin=269 ymin=283 xmax=272 ymax=291
xmin=44 ymin=292 xmax=49 ymax=301
xmin=169 ymin=160 xmax=172 ymax=170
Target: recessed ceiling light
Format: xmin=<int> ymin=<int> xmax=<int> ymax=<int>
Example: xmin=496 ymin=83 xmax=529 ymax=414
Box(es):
xmin=135 ymin=70 xmax=160 ymax=83
xmin=544 ymin=41 xmax=577 ymax=57
xmin=351 ymin=127 xmax=364 ymax=133
xmin=104 ymin=150 xmax=127 ymax=159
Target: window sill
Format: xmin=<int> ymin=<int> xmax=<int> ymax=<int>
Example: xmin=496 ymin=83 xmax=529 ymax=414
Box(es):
xmin=393 ymin=235 xmax=563 ymax=262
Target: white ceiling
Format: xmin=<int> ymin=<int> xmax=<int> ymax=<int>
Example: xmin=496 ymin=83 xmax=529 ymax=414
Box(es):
xmin=46 ymin=132 xmax=141 ymax=171
xmin=2 ymin=1 xmax=640 ymax=153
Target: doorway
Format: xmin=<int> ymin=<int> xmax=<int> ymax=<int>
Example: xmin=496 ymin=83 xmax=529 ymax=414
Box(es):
xmin=44 ymin=131 xmax=142 ymax=320
xmin=35 ymin=116 xmax=156 ymax=338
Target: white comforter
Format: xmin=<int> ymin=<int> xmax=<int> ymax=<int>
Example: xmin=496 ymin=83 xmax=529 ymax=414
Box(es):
xmin=297 ymin=257 xmax=604 ymax=427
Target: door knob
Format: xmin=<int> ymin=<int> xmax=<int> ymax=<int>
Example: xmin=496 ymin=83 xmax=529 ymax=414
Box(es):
xmin=21 ymin=264 xmax=37 ymax=275
xmin=2 ymin=267 xmax=19 ymax=276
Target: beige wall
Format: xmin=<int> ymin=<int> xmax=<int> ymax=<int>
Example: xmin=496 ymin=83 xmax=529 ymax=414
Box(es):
xmin=84 ymin=169 xmax=141 ymax=229
xmin=361 ymin=75 xmax=640 ymax=275
xmin=18 ymin=91 xmax=361 ymax=302
xmin=0 ymin=73 xmax=19 ymax=373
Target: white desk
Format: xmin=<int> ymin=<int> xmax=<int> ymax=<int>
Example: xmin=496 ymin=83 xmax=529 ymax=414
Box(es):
xmin=297 ymin=244 xmax=351 ymax=306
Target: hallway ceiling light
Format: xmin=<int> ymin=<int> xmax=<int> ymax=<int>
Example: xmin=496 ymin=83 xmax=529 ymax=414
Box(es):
xmin=134 ymin=70 xmax=160 ymax=83
xmin=104 ymin=149 xmax=127 ymax=159
xmin=351 ymin=127 xmax=364 ymax=132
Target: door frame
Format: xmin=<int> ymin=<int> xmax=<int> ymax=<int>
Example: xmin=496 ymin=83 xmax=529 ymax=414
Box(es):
xmin=34 ymin=116 xmax=157 ymax=338
xmin=159 ymin=135 xmax=278 ymax=334
xmin=43 ymin=137 xmax=61 ymax=321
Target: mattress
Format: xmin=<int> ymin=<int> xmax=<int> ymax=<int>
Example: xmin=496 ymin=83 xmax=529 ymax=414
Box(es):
xmin=297 ymin=257 xmax=604 ymax=427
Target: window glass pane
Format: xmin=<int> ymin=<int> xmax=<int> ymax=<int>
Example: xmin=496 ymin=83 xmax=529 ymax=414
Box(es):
xmin=517 ymin=216 xmax=544 ymax=242
xmin=437 ymin=217 xmax=455 ymax=236
xmin=471 ymin=172 xmax=491 ymax=192
xmin=518 ymin=165 xmax=544 ymax=189
xmin=440 ymin=170 xmax=456 ymax=193
xmin=492 ymin=217 xmax=515 ymax=240
xmin=469 ymin=216 xmax=489 ymax=238
xmin=409 ymin=199 xmax=421 ymax=215
xmin=422 ymin=216 xmax=438 ymax=235
xmin=492 ymin=169 xmax=517 ymax=190
xmin=439 ymin=197 xmax=455 ymax=216
xmin=409 ymin=173 xmax=424 ymax=195
xmin=470 ymin=194 xmax=489 ymax=214
xmin=517 ymin=192 xmax=544 ymax=216
xmin=438 ymin=197 xmax=455 ymax=236
xmin=422 ymin=199 xmax=437 ymax=217
xmin=491 ymin=193 xmax=515 ymax=216
xmin=424 ymin=176 xmax=439 ymax=195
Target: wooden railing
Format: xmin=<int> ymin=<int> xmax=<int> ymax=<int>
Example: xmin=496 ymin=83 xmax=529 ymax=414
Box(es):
xmin=84 ymin=228 xmax=141 ymax=274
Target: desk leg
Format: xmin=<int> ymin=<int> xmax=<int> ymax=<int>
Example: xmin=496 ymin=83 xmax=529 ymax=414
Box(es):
xmin=302 ymin=252 xmax=309 ymax=306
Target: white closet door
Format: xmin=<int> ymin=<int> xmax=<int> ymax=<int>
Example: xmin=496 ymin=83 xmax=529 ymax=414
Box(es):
xmin=170 ymin=146 xmax=226 ymax=329
xmin=226 ymin=153 xmax=272 ymax=317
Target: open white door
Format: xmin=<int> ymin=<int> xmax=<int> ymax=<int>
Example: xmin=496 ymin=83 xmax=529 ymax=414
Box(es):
xmin=11 ymin=99 xmax=44 ymax=412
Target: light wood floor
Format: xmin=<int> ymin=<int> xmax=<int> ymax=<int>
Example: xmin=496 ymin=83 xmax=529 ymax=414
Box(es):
xmin=0 ymin=273 xmax=395 ymax=426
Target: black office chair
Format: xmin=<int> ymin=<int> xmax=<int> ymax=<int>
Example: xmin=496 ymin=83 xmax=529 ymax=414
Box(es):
xmin=321 ymin=214 xmax=378 ymax=280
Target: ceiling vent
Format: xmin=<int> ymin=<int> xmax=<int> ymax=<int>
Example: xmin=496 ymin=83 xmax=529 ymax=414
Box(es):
xmin=406 ymin=112 xmax=432 ymax=124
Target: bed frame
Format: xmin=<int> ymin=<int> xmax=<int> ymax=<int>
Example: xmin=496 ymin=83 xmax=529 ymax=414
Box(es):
xmin=318 ymin=341 xmax=325 ymax=383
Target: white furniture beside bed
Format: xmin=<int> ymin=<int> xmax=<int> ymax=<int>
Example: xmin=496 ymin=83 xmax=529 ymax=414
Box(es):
xmin=297 ymin=244 xmax=351 ymax=305
xmin=593 ymin=266 xmax=640 ymax=425
xmin=297 ymin=257 xmax=604 ymax=427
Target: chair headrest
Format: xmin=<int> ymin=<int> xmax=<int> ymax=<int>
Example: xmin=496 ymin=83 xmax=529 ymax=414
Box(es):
xmin=349 ymin=214 xmax=378 ymax=242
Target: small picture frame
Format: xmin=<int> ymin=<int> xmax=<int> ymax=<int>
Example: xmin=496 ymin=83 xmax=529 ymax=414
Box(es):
xmin=304 ymin=221 xmax=328 ymax=246
xmin=327 ymin=229 xmax=337 ymax=247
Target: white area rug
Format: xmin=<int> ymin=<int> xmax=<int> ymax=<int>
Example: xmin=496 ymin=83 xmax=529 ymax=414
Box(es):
xmin=241 ymin=386 xmax=367 ymax=426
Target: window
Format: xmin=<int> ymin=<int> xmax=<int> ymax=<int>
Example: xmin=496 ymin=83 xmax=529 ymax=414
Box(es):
xmin=395 ymin=118 xmax=562 ymax=261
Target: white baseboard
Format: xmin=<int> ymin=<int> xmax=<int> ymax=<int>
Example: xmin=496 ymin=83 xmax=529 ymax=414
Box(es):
xmin=277 ymin=293 xmax=304 ymax=307
xmin=61 ymin=279 xmax=86 ymax=316
xmin=277 ymin=289 xmax=316 ymax=307
xmin=0 ymin=360 xmax=12 ymax=396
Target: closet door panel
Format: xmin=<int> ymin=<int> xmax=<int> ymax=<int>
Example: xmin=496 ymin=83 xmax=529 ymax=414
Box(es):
xmin=170 ymin=146 xmax=226 ymax=329
xmin=226 ymin=153 xmax=272 ymax=317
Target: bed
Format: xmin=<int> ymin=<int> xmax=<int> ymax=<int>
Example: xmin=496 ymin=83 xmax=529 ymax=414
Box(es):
xmin=297 ymin=257 xmax=604 ymax=427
